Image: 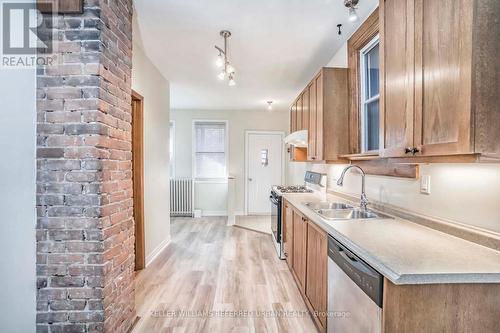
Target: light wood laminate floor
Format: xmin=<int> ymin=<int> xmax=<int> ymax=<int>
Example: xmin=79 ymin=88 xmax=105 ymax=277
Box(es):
xmin=133 ymin=217 xmax=318 ymax=333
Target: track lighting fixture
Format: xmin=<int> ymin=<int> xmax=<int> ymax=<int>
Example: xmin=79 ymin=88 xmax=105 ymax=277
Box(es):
xmin=214 ymin=30 xmax=236 ymax=86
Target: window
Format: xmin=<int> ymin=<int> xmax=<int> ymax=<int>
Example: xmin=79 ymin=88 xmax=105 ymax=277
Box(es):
xmin=193 ymin=121 xmax=227 ymax=179
xmin=169 ymin=121 xmax=175 ymax=178
xmin=359 ymin=35 xmax=380 ymax=152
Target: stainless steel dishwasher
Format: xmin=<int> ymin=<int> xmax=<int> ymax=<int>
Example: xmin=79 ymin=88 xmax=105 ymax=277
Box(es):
xmin=327 ymin=235 xmax=383 ymax=333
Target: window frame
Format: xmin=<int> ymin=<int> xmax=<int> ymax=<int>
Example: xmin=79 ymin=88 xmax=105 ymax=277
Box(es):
xmin=191 ymin=119 xmax=229 ymax=181
xmin=359 ymin=34 xmax=380 ymax=153
xmin=169 ymin=120 xmax=175 ymax=178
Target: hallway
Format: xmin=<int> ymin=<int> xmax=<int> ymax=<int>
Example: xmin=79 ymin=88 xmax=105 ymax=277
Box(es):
xmin=133 ymin=217 xmax=317 ymax=332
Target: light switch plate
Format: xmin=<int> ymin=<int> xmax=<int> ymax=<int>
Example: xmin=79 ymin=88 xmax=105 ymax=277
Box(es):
xmin=420 ymin=175 xmax=431 ymax=194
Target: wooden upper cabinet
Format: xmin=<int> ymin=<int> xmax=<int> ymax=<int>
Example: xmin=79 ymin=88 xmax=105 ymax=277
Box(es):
xmin=302 ymin=88 xmax=309 ymax=131
xmin=290 ymin=103 xmax=297 ymax=133
xmin=290 ymin=68 xmax=349 ymax=162
xmin=380 ymin=0 xmax=500 ymax=159
xmin=379 ymin=0 xmax=415 ymax=157
xmin=296 ymin=94 xmax=303 ymax=131
xmin=413 ymin=0 xmax=473 ymax=156
xmin=307 ymin=81 xmax=317 ymax=161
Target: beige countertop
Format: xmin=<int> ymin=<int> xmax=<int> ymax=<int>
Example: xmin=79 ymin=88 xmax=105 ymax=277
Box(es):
xmin=282 ymin=192 xmax=500 ymax=285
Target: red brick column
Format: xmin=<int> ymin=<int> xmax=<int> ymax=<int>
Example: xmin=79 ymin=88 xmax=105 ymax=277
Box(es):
xmin=36 ymin=1 xmax=135 ymax=332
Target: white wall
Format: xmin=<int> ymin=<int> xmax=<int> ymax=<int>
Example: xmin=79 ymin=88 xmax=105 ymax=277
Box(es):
xmin=0 ymin=0 xmax=37 ymax=329
xmin=288 ymin=36 xmax=500 ymax=235
xmin=132 ymin=43 xmax=171 ymax=264
xmin=171 ymin=109 xmax=289 ymax=215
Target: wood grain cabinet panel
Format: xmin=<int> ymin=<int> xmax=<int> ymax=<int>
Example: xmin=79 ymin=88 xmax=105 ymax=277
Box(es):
xmin=302 ymin=88 xmax=309 ymax=132
xmin=289 ymin=68 xmax=349 ymax=162
xmin=306 ymin=221 xmax=328 ymax=331
xmin=290 ymin=103 xmax=297 ymax=133
xmin=379 ymin=0 xmax=415 ymax=157
xmin=296 ymin=94 xmax=303 ymax=132
xmin=380 ymin=0 xmax=500 ymax=160
xmin=383 ymin=279 xmax=500 ymax=333
xmin=308 ymin=81 xmax=317 ymax=160
xmin=292 ymin=210 xmax=307 ymax=293
xmin=283 ymin=200 xmax=293 ymax=270
xmin=413 ymin=0 xmax=473 ymax=156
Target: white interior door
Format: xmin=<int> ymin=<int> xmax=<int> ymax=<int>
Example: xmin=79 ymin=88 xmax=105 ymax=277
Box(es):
xmin=246 ymin=132 xmax=283 ymax=214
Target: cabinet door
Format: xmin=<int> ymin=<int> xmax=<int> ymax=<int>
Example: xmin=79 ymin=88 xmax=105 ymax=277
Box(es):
xmin=291 ymin=103 xmax=297 ymax=133
xmin=315 ymin=72 xmax=324 ymax=161
xmin=413 ymin=0 xmax=474 ymax=156
xmin=306 ymin=221 xmax=328 ymax=330
xmin=308 ymin=81 xmax=317 ymax=161
xmin=302 ymin=88 xmax=309 ymax=132
xmin=379 ymin=0 xmax=415 ymax=157
xmin=283 ymin=201 xmax=293 ymax=269
xmin=296 ymin=94 xmax=303 ymax=131
xmin=292 ymin=210 xmax=307 ymax=292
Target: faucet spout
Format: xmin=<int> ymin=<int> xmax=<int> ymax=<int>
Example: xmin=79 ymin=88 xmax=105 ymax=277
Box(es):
xmin=336 ymin=165 xmax=368 ymax=211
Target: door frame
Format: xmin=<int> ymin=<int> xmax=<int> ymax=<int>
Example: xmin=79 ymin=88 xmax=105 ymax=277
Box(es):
xmin=131 ymin=90 xmax=145 ymax=270
xmin=244 ymin=130 xmax=285 ymax=216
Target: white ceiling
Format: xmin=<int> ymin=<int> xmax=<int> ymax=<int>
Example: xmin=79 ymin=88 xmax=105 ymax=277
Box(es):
xmin=134 ymin=0 xmax=378 ymax=112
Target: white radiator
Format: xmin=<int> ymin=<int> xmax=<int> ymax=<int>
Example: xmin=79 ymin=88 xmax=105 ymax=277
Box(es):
xmin=170 ymin=178 xmax=194 ymax=217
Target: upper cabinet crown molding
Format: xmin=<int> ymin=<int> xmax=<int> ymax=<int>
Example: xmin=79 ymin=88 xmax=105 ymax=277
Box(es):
xmin=379 ymin=0 xmax=500 ymax=160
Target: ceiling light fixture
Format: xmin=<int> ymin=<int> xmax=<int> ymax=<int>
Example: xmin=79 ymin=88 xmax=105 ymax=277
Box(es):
xmin=214 ymin=30 xmax=236 ymax=86
xmin=267 ymin=101 xmax=273 ymax=110
xmin=344 ymin=0 xmax=359 ymax=22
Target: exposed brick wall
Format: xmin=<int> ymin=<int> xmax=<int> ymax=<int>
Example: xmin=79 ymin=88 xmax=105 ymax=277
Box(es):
xmin=36 ymin=1 xmax=134 ymax=332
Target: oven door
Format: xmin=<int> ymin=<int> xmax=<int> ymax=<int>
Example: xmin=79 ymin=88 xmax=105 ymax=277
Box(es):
xmin=269 ymin=191 xmax=281 ymax=244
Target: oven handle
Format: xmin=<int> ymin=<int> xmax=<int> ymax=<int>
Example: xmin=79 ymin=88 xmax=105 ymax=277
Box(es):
xmin=269 ymin=196 xmax=279 ymax=205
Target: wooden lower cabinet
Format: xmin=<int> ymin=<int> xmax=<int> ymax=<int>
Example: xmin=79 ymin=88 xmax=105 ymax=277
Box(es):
xmin=383 ymin=279 xmax=500 ymax=333
xmin=289 ymin=204 xmax=327 ymax=333
xmin=306 ymin=220 xmax=328 ymax=332
xmin=292 ymin=210 xmax=307 ymax=292
xmin=285 ymin=203 xmax=500 ymax=333
xmin=283 ymin=200 xmax=293 ymax=269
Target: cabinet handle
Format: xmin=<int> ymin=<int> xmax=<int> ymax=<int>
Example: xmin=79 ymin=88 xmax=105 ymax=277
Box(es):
xmin=411 ymin=147 xmax=420 ymax=155
xmin=405 ymin=147 xmax=413 ymax=154
xmin=311 ymin=157 xmax=316 ymax=160
xmin=284 ymin=252 xmax=288 ymax=257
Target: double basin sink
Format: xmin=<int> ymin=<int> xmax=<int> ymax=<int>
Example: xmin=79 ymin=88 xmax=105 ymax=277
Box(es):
xmin=304 ymin=201 xmax=392 ymax=220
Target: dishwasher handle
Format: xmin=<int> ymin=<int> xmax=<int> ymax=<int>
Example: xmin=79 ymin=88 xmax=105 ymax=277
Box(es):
xmin=337 ymin=248 xmax=380 ymax=279
xmin=328 ymin=235 xmax=383 ymax=308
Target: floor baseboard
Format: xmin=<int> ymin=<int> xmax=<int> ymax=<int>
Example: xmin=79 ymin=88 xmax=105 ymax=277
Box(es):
xmin=145 ymin=237 xmax=170 ymax=267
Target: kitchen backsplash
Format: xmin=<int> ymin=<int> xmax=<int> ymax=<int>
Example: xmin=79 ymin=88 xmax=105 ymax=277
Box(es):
xmin=287 ymin=162 xmax=500 ymax=234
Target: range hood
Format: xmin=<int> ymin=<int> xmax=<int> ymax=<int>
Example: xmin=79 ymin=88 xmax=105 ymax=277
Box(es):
xmin=284 ymin=130 xmax=308 ymax=148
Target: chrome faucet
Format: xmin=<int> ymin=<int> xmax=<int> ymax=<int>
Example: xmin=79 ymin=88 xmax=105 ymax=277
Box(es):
xmin=336 ymin=165 xmax=369 ymax=211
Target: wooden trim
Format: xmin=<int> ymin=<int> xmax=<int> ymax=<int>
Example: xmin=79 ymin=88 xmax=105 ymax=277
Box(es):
xmin=37 ymin=0 xmax=83 ymax=13
xmin=350 ymin=159 xmax=418 ymax=179
xmin=347 ymin=8 xmax=379 ymax=154
xmin=132 ymin=90 xmax=145 ymax=271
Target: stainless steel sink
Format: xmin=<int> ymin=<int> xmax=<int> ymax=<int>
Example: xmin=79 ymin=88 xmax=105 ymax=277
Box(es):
xmin=304 ymin=201 xmax=392 ymax=220
xmin=304 ymin=201 xmax=354 ymax=210
xmin=317 ymin=208 xmax=382 ymax=220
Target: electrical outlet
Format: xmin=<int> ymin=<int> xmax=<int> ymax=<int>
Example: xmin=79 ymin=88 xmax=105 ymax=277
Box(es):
xmin=420 ymin=175 xmax=431 ymax=195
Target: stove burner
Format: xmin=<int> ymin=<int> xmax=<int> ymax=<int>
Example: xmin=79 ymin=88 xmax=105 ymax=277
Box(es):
xmin=275 ymin=185 xmax=313 ymax=193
